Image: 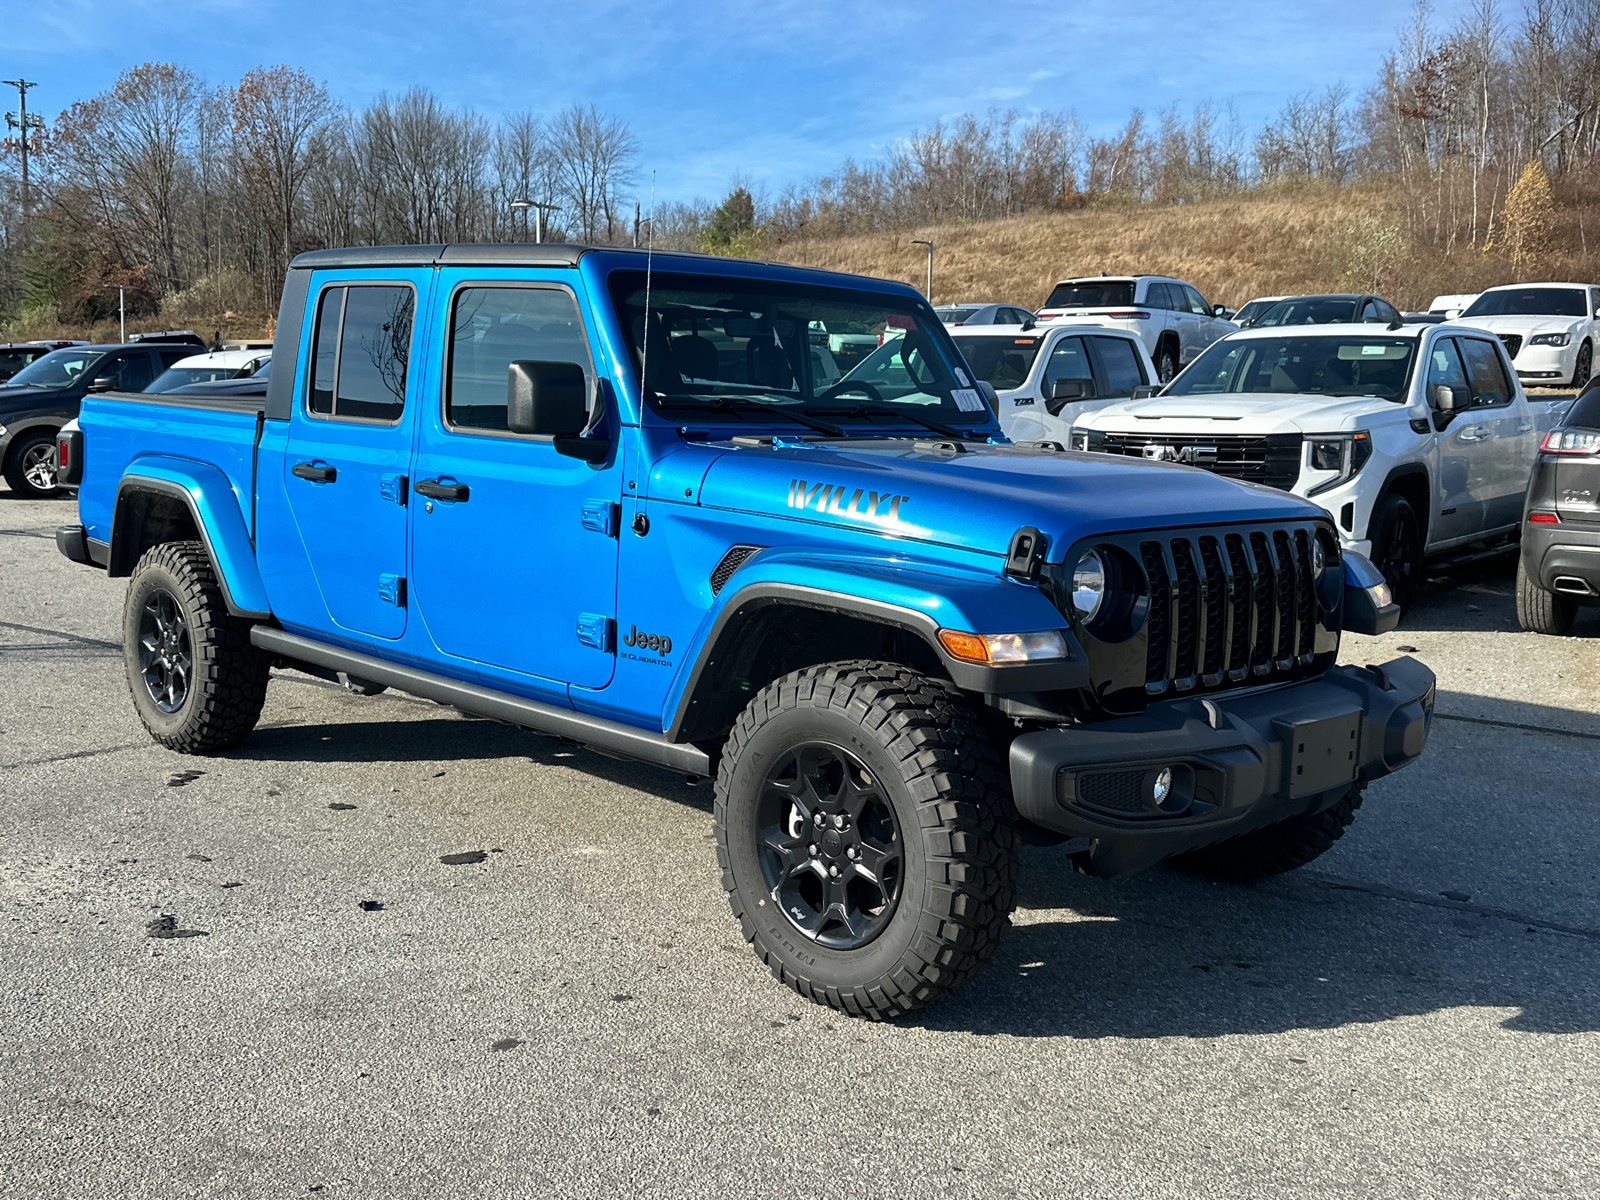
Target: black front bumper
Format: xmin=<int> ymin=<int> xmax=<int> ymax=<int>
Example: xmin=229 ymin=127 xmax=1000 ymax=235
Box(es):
xmin=1009 ymin=656 xmax=1435 ymax=877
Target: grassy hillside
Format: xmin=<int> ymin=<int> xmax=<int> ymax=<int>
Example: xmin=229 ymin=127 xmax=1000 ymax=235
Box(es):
xmin=775 ymin=184 xmax=1600 ymax=314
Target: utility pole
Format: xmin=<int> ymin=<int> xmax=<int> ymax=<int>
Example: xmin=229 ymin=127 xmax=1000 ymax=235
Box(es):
xmin=911 ymin=239 xmax=934 ymax=302
xmin=117 ymin=286 xmax=126 ymax=343
xmin=633 ymin=199 xmax=640 ymax=247
xmin=3 ymin=78 xmax=43 ymax=218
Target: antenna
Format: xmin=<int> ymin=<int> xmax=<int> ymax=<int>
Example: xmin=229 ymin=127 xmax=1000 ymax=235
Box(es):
xmin=640 ymin=170 xmax=656 ymax=401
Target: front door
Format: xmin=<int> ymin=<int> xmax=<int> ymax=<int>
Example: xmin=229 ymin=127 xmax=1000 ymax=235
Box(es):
xmin=409 ymin=275 xmax=622 ymax=689
xmin=1425 ymin=336 xmax=1495 ymax=545
xmin=282 ymin=276 xmax=427 ymax=640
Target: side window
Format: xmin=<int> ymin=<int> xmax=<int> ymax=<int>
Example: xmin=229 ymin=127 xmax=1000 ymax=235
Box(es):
xmin=1145 ymin=283 xmax=1173 ymax=311
xmin=1459 ymin=337 xmax=1512 ymax=407
xmin=1427 ymin=337 xmax=1471 ymax=403
xmin=157 ymin=348 xmax=191 ymax=369
xmin=1042 ymin=336 xmax=1094 ymax=393
xmin=307 ymin=284 xmax=415 ymax=422
xmin=1590 ymin=287 xmax=1600 ymax=319
xmin=103 ymin=352 xmax=155 ymax=391
xmin=1360 ymin=301 xmax=1380 ymax=322
xmin=1379 ymin=300 xmax=1401 ymax=323
xmin=1090 ymin=336 xmax=1146 ymax=397
xmin=447 ymin=286 xmax=591 ymax=432
xmin=1182 ymin=284 xmax=1211 ymax=316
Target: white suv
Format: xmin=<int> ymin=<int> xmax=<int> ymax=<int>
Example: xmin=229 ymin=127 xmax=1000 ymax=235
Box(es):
xmin=1452 ymin=282 xmax=1600 ymax=388
xmin=1034 ymin=274 xmax=1236 ymax=383
xmin=1070 ymin=322 xmax=1573 ymax=612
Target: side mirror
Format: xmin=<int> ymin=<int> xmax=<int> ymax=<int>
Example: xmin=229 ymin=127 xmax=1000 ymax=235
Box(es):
xmin=1050 ymin=377 xmax=1092 ymax=402
xmin=87 ymin=375 xmax=118 ymax=393
xmin=976 ymin=380 xmax=999 ymax=412
xmin=507 ymin=360 xmax=610 ymax=464
xmin=1130 ymin=384 xmax=1156 ymax=400
xmin=1431 ymin=383 xmax=1459 ymax=413
xmin=1213 ymin=305 xmax=1231 ymax=318
xmin=508 ymin=360 xmax=588 ymax=435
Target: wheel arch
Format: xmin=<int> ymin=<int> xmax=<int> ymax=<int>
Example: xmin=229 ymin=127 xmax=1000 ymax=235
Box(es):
xmin=110 ymin=459 xmax=271 ymax=618
xmin=664 ymin=559 xmax=1088 ymax=744
xmin=1366 ymin=463 xmax=1431 ymax=547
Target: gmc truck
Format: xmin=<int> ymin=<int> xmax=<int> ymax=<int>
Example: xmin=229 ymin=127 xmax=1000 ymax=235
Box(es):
xmin=55 ymin=244 xmax=1434 ymax=1019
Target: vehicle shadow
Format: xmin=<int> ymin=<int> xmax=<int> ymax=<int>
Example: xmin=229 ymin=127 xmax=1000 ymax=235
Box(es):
xmin=906 ymin=855 xmax=1600 ymax=1039
xmin=1391 ymin=553 xmax=1600 ymax=637
xmin=231 ymin=715 xmax=713 ymax=811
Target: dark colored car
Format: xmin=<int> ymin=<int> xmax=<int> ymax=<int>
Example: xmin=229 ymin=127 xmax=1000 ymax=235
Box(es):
xmin=1251 ymin=294 xmax=1403 ymax=327
xmin=0 ymin=342 xmax=199 ymax=498
xmin=130 ymin=329 xmax=209 ymax=350
xmin=1517 ymin=378 xmax=1600 ymax=633
xmin=0 ymin=341 xmax=84 ymax=383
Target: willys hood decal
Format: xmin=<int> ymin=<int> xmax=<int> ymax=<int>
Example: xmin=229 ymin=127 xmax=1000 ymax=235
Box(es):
xmin=693 ymin=438 xmax=1318 ymax=560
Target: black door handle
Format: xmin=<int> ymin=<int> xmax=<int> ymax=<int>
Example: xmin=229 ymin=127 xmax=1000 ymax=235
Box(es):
xmin=293 ymin=462 xmax=336 ymax=483
xmin=415 ymin=478 xmax=469 ymax=502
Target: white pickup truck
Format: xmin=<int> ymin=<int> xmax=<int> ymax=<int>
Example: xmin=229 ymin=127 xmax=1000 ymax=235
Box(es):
xmin=1068 ymin=322 xmax=1573 ymax=611
xmin=1035 ymin=274 xmax=1236 ymax=383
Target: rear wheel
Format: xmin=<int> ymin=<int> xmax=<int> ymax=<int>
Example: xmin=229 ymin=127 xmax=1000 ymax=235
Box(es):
xmin=1369 ymin=494 xmax=1422 ymax=614
xmin=1516 ymin=557 xmax=1576 ymax=635
xmin=715 ymin=661 xmax=1019 ymax=1020
xmin=123 ymin=541 xmax=271 ymax=753
xmin=1174 ymin=784 xmax=1363 ymax=881
xmin=3 ymin=430 xmax=63 ymax=498
xmin=1572 ymin=340 xmax=1592 ymax=389
xmin=1154 ymin=341 xmax=1179 ymax=384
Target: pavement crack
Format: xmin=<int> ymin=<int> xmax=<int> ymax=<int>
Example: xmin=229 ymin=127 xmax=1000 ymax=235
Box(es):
xmin=1 ymin=742 xmax=147 ymax=770
xmin=1433 ymin=711 xmax=1600 ymax=741
xmin=1307 ymin=871 xmax=1600 ymax=940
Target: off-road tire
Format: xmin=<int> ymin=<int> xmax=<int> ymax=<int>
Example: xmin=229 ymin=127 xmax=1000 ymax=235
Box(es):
xmin=123 ymin=541 xmax=270 ymax=753
xmin=3 ymin=430 xmax=63 ymax=498
xmin=1174 ymin=784 xmax=1364 ymax=881
xmin=714 ymin=661 xmax=1020 ymax=1020
xmin=1516 ymin=557 xmax=1576 ymax=635
xmin=1572 ymin=340 xmax=1592 ymax=390
xmin=1154 ymin=341 xmax=1179 ymax=385
xmin=1369 ymin=494 xmax=1422 ymax=615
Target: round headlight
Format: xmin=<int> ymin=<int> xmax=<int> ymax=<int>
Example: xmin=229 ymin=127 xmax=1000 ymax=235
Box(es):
xmin=1313 ymin=537 xmax=1326 ymax=580
xmin=1072 ymin=549 xmax=1106 ymax=622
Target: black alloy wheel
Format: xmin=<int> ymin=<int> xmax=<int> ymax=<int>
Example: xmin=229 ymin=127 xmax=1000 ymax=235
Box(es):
xmin=756 ymin=741 xmax=903 ymax=950
xmin=1155 ymin=343 xmax=1179 ymax=384
xmin=1371 ymin=495 xmax=1421 ymax=614
xmin=1574 ymin=341 xmax=1593 ymax=390
xmin=137 ymin=588 xmax=193 ymax=713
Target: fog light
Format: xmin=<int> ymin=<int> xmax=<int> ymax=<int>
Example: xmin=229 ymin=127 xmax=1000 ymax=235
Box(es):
xmin=1151 ymin=767 xmax=1173 ymax=807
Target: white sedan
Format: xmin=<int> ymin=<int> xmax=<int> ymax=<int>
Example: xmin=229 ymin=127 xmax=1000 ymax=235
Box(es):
xmin=1452 ymin=283 xmax=1600 ymax=387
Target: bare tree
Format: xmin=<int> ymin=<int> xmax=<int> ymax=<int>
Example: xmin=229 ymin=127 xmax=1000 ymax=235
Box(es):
xmin=550 ymin=104 xmax=637 ymax=242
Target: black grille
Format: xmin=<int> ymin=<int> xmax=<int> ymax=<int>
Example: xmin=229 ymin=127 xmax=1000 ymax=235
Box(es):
xmin=1140 ymin=542 xmax=1170 ymax=685
xmin=1497 ymin=333 xmax=1522 ymax=359
xmin=1077 ymin=771 xmax=1146 ymax=814
xmin=709 ymin=544 xmax=763 ymax=595
xmin=1095 ymin=432 xmax=1303 ymax=492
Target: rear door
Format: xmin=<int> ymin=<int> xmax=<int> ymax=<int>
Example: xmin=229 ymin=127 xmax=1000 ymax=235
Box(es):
xmin=1457 ymin=335 xmax=1529 ymax=529
xmin=282 ymin=275 xmax=428 ymax=641
xmin=408 ymin=273 xmax=622 ymax=690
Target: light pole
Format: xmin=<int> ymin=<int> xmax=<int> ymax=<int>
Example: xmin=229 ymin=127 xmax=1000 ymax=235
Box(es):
xmin=115 ymin=286 xmax=126 ymax=343
xmin=4 ymin=78 xmax=43 ymax=218
xmin=911 ymin=239 xmax=934 ymax=302
xmin=510 ymin=198 xmax=560 ymax=244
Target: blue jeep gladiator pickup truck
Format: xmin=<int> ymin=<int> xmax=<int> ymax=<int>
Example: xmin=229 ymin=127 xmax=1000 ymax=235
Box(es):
xmin=55 ymin=244 xmax=1434 ymax=1018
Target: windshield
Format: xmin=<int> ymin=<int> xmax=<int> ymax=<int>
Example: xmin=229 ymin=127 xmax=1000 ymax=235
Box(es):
xmin=1233 ymin=300 xmax=1277 ymax=327
xmin=608 ymin=271 xmax=992 ymax=427
xmin=1255 ymin=297 xmax=1360 ymax=326
xmin=1164 ymin=335 xmax=1418 ymax=401
xmin=1042 ymin=281 xmax=1134 ymax=309
xmin=952 ymin=335 xmax=1043 ymax=391
xmin=6 ymin=347 xmax=105 ymax=389
xmin=938 ymin=307 xmax=981 ymax=324
xmin=1461 ymin=288 xmax=1587 ymax=318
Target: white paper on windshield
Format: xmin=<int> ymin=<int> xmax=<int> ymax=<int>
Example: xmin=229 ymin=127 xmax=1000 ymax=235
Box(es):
xmin=955 ymin=368 xmax=971 ymax=387
xmin=951 ymin=388 xmax=986 ymax=412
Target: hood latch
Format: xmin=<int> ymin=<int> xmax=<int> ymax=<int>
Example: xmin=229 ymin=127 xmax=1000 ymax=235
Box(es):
xmin=1004 ymin=526 xmax=1049 ymax=581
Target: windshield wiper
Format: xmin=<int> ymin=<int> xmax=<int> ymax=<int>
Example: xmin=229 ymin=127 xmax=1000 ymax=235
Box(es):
xmin=654 ymin=393 xmax=843 ymax=436
xmin=808 ymin=404 xmax=971 ymax=440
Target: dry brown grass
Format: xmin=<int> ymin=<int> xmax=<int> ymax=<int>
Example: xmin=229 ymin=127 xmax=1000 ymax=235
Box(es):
xmin=773 ymin=184 xmax=1600 ymax=312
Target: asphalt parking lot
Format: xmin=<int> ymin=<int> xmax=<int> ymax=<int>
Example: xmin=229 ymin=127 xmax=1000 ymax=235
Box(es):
xmin=3 ymin=485 xmax=1598 ymax=1199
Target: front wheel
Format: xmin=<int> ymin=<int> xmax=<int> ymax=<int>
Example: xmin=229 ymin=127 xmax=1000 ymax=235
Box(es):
xmin=123 ymin=541 xmax=271 ymax=753
xmin=3 ymin=430 xmax=63 ymax=498
xmin=1572 ymin=340 xmax=1592 ymax=389
xmin=1369 ymin=494 xmax=1422 ymax=615
xmin=714 ymin=662 xmax=1019 ymax=1020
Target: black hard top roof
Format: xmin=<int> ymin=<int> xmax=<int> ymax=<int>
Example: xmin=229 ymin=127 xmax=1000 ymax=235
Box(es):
xmin=289 ymin=242 xmax=781 ymax=271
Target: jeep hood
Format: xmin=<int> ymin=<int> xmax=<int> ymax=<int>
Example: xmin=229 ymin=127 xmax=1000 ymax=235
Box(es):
xmin=692 ymin=437 xmax=1319 ymax=561
xmin=1076 ymin=392 xmax=1402 ymax=435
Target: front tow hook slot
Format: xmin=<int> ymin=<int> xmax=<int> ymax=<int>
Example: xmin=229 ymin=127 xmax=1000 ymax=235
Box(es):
xmin=1004 ymin=525 xmax=1048 ymax=581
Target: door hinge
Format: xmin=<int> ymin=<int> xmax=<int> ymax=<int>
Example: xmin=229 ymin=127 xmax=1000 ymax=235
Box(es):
xmin=380 ymin=473 xmax=408 ymax=505
xmin=582 ymin=499 xmax=621 ymax=537
xmin=577 ymin=613 xmax=614 ymax=651
xmin=378 ymin=574 xmax=407 ymax=606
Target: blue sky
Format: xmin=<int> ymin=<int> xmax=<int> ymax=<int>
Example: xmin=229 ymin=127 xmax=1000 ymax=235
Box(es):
xmin=4 ymin=0 xmax=1475 ymax=203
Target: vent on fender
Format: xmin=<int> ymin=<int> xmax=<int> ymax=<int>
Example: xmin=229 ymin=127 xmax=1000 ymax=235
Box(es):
xmin=709 ymin=544 xmax=765 ymax=595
